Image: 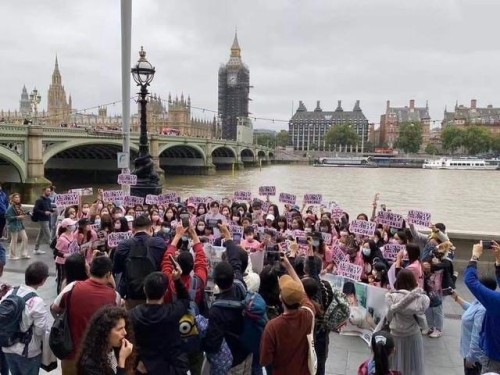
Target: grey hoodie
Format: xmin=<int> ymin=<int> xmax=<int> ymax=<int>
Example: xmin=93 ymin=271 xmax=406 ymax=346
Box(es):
xmin=385 ymin=288 xmax=430 ymax=337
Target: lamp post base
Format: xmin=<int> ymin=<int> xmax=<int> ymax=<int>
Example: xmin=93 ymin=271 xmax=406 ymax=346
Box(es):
xmin=130 ymin=153 xmax=162 ymax=198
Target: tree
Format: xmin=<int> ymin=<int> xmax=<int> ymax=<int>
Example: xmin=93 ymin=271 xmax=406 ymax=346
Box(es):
xmin=394 ymin=122 xmax=423 ymax=154
xmin=441 ymin=126 xmax=464 ymax=154
xmin=491 ymin=134 xmax=500 ymax=154
xmin=325 ymin=124 xmax=359 ymax=147
xmin=462 ymin=126 xmax=491 ymax=155
xmin=255 ymin=133 xmax=276 ymax=148
xmin=425 ymin=143 xmax=440 ymax=155
xmin=276 ymin=130 xmax=289 ymax=147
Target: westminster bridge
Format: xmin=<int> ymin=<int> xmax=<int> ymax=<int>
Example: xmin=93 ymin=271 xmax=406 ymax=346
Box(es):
xmin=0 ymin=124 xmax=274 ymax=202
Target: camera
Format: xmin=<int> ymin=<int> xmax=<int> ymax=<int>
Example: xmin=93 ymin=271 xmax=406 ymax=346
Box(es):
xmin=179 ymin=212 xmax=190 ymax=228
xmin=482 ymin=240 xmax=493 ymax=250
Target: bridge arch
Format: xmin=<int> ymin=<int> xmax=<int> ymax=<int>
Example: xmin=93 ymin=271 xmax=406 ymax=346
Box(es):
xmin=268 ymin=151 xmax=275 ymax=159
xmin=240 ymin=148 xmax=255 ymax=158
xmin=158 ymin=144 xmax=206 ymax=162
xmin=0 ymin=148 xmax=26 ymax=182
xmin=257 ymin=150 xmax=266 ymax=158
xmin=211 ymin=146 xmax=237 ymax=166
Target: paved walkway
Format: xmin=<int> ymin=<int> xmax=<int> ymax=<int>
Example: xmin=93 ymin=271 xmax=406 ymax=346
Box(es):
xmin=1 ymin=239 xmax=473 ymax=375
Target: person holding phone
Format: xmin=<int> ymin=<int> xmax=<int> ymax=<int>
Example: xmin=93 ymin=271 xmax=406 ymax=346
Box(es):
xmin=464 ymin=241 xmax=500 ymax=374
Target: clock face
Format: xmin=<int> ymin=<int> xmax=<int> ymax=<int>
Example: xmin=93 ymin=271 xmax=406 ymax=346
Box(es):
xmin=228 ymin=73 xmax=237 ymax=85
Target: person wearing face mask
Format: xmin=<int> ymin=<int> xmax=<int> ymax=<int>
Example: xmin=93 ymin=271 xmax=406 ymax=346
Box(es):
xmin=149 ymin=210 xmax=162 ymax=234
xmin=361 ymin=240 xmax=388 ymax=282
xmin=196 ymin=203 xmax=207 ymax=218
xmin=194 ymin=219 xmax=206 ymax=238
xmin=54 ymin=218 xmax=78 ymax=293
xmin=76 ymin=218 xmax=98 ymax=263
xmin=230 ymin=209 xmax=241 ymax=225
xmin=80 ymin=203 xmax=91 ymax=219
xmin=345 ymin=236 xmax=364 ymax=268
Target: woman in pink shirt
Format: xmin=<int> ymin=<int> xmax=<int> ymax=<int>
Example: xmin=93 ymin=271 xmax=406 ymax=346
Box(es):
xmin=54 ymin=217 xmax=77 ymax=293
xmin=240 ymin=226 xmax=262 ymax=252
xmin=395 ymin=243 xmax=424 ymax=289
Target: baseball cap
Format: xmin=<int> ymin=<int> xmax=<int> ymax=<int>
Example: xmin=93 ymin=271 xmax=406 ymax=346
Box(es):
xmin=187 ymin=203 xmax=196 ymax=209
xmin=279 ymin=275 xmax=304 ymax=305
xmin=60 ymin=218 xmax=77 ymax=228
xmin=266 ymin=214 xmax=275 ymax=221
xmin=290 ymin=205 xmax=300 ymax=212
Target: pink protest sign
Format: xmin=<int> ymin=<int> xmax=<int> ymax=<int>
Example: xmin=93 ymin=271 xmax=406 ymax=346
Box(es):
xmin=258 ymin=186 xmax=276 ymax=196
xmin=303 ymin=194 xmax=322 ymax=205
xmin=188 ymin=196 xmax=207 ymax=205
xmin=279 ymin=193 xmax=296 ymax=205
xmin=337 ymin=261 xmax=363 ymax=281
xmin=331 ymin=207 xmax=345 ymax=220
xmin=383 ymin=244 xmax=406 ymax=262
xmin=123 ymin=195 xmax=145 ymax=207
xmin=117 ymin=174 xmax=138 ymax=185
xmin=55 ymin=193 xmax=80 ymax=207
xmin=407 ymin=210 xmax=432 ymax=227
xmin=107 ymin=231 xmax=133 ymax=247
xmin=234 ymin=191 xmax=252 ymax=201
xmin=145 ymin=195 xmax=159 ymax=205
xmin=321 ymin=232 xmax=332 ymax=245
xmin=376 ymin=211 xmax=404 ymax=228
xmin=158 ymin=193 xmax=178 ymax=205
xmin=331 ymin=245 xmax=348 ymax=265
xmin=349 ymin=220 xmax=376 ymax=236
xmin=102 ymin=190 xmax=124 ymax=203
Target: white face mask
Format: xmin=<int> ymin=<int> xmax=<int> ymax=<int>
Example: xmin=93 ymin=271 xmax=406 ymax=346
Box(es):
xmin=362 ymin=247 xmax=371 ymax=257
xmin=67 ymin=225 xmax=76 ymax=232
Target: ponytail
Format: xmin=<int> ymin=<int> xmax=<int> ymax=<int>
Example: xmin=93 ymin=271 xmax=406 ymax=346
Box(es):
xmin=373 ymin=341 xmax=390 ymax=375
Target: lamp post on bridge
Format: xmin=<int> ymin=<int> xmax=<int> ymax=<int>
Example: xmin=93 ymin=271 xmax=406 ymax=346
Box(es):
xmin=29 ymin=88 xmax=41 ymax=125
xmin=130 ymin=47 xmax=161 ymax=197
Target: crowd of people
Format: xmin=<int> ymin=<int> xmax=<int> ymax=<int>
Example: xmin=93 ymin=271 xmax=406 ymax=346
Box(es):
xmin=0 ymin=182 xmax=499 ymax=375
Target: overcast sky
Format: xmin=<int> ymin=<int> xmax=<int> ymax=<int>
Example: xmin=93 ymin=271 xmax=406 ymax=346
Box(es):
xmin=2 ymin=0 xmax=500 ymax=130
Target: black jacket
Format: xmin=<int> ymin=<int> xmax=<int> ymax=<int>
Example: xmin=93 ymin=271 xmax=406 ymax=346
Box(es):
xmin=78 ymin=352 xmax=125 ymax=375
xmin=33 ymin=196 xmax=53 ymax=222
xmin=201 ymin=239 xmax=250 ymax=367
xmin=113 ymin=233 xmax=166 ymax=297
xmin=129 ymin=279 xmax=190 ymax=375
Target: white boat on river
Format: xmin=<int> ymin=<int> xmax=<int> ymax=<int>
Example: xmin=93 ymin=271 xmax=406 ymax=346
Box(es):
xmin=314 ymin=156 xmax=378 ymax=168
xmin=422 ymin=157 xmax=498 ymax=170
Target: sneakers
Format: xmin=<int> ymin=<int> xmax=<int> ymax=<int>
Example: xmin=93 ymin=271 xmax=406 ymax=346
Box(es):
xmin=34 ymin=250 xmax=46 ymax=255
xmin=21 ymin=255 xmax=31 ymax=259
xmin=429 ymin=329 xmax=442 ymax=338
xmin=421 ymin=328 xmax=431 ymax=335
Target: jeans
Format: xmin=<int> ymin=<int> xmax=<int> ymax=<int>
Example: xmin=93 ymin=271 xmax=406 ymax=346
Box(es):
xmin=35 ymin=221 xmax=51 ymax=250
xmin=9 ymin=230 xmax=28 ymax=258
xmin=4 ymin=353 xmax=41 ymax=375
xmin=425 ymin=303 xmax=444 ymax=331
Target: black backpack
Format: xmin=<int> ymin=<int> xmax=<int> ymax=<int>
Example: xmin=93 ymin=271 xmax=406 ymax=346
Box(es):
xmin=124 ymin=238 xmax=156 ymax=300
xmin=0 ymin=287 xmax=36 ymax=356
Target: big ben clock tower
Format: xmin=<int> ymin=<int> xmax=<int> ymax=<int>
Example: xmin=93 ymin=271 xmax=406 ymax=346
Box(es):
xmin=218 ymin=32 xmax=250 ymax=140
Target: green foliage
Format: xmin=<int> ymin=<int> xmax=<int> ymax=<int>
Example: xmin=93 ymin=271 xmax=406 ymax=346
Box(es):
xmin=325 ymin=124 xmax=359 ymax=146
xmin=394 ymin=122 xmax=423 ymax=153
xmin=462 ymin=126 xmax=491 ymax=155
xmin=491 ymin=135 xmax=500 ymax=153
xmin=276 ymin=130 xmax=289 ymax=147
xmin=441 ymin=127 xmax=464 ymax=154
xmin=255 ymin=133 xmax=276 ymax=148
xmin=424 ymin=143 xmax=440 ymax=155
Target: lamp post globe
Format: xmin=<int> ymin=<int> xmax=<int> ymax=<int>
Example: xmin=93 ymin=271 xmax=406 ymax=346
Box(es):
xmin=130 ymin=46 xmax=161 ymax=198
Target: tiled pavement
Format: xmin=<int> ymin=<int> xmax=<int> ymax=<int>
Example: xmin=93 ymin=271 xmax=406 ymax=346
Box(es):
xmin=1 ymin=240 xmax=475 ymax=374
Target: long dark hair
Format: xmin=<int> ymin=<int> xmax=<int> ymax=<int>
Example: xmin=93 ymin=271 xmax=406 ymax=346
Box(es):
xmin=371 ymin=330 xmax=395 ymax=375
xmin=64 ymin=253 xmax=88 ymax=284
xmin=76 ymin=306 xmax=135 ymax=375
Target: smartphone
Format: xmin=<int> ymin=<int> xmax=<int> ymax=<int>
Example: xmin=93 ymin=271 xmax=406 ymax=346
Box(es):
xmin=482 ymin=240 xmax=493 ymax=250
xmin=180 ymin=213 xmax=190 ymax=228
xmin=296 ymin=236 xmax=308 ymax=245
xmin=442 ymin=287 xmax=454 ymax=296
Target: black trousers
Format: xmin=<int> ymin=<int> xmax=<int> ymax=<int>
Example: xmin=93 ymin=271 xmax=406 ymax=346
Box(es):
xmin=315 ymin=328 xmax=330 ymax=375
xmin=56 ymin=263 xmax=65 ymax=294
xmin=464 ymin=358 xmax=481 ymax=375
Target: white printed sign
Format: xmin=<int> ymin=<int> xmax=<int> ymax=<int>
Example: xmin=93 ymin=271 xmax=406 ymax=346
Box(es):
xmin=321 ymin=232 xmax=332 ymax=245
xmin=229 ymin=224 xmax=244 ymax=235
xmin=331 ymin=207 xmax=345 ymax=220
xmin=407 ymin=210 xmax=432 ymax=227
xmin=68 ymin=188 xmax=93 ymax=196
xmin=279 ymin=193 xmax=297 ymax=205
xmin=234 ymin=191 xmax=252 ymax=201
xmin=107 ymin=231 xmax=133 ymax=247
xmin=332 ymin=245 xmax=348 ymax=265
xmin=188 ymin=196 xmax=207 ymax=205
xmin=303 ymin=194 xmax=322 ymax=205
xmin=123 ymin=195 xmax=145 ymax=207
xmin=258 ymin=186 xmax=276 ymax=196
xmin=55 ymin=193 xmax=80 ymax=207
xmin=145 ymin=195 xmax=159 ymax=205
xmin=117 ymin=174 xmax=137 ymax=185
xmin=383 ymin=244 xmax=406 ymax=262
xmin=376 ymin=211 xmax=404 ymax=229
xmin=349 ymin=220 xmax=376 ymax=236
xmin=102 ymin=190 xmax=124 ymax=203
xmin=158 ymin=193 xmax=178 ymax=205
xmin=336 ymin=261 xmax=363 ymax=281
xmin=79 ymin=241 xmax=93 ymax=257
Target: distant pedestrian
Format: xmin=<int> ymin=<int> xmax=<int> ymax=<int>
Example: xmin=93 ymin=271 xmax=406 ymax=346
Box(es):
xmin=4 ymin=193 xmax=29 ymax=260
xmin=464 ymin=241 xmax=500 ymax=374
xmin=33 ymin=187 xmax=54 ymax=255
xmin=0 ymin=182 xmax=8 ymax=240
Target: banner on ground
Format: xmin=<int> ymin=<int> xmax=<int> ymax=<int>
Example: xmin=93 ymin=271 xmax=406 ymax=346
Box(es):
xmin=376 ymin=211 xmax=404 ymax=229
xmin=321 ymin=274 xmax=388 ymax=346
xmin=55 ymin=193 xmax=80 ymax=207
xmin=407 ymin=210 xmax=432 ymax=227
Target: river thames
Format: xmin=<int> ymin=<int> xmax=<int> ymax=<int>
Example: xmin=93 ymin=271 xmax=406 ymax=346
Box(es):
xmin=54 ymin=165 xmax=499 ymax=233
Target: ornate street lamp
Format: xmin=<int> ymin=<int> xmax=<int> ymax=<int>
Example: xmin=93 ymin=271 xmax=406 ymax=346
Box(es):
xmin=29 ymin=88 xmax=41 ymax=124
xmin=130 ymin=47 xmax=161 ymax=197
